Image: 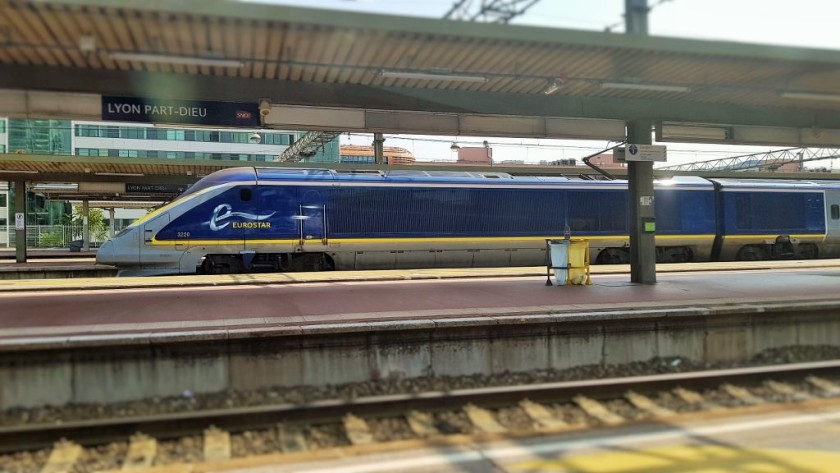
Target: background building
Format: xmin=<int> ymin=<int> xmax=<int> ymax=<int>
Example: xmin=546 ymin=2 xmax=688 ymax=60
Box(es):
xmin=339 ymin=145 xmax=416 ymax=165
xmin=1 ymin=118 xmax=340 ymax=246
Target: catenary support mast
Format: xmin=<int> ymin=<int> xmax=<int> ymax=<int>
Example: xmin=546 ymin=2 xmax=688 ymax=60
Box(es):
xmin=625 ymin=0 xmax=656 ymax=284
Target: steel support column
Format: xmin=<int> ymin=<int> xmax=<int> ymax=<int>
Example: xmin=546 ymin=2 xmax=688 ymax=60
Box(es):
xmin=108 ymin=208 xmax=116 ymax=238
xmin=627 ymin=121 xmax=656 ymax=284
xmin=82 ymin=199 xmax=90 ymax=252
xmin=373 ymin=133 xmax=385 ymax=165
xmin=625 ymin=0 xmax=655 ymax=284
xmin=14 ymin=180 xmax=25 ymax=263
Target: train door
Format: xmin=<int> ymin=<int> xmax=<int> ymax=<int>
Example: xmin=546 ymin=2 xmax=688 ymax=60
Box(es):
xmin=141 ymin=214 xmax=170 ymax=266
xmin=823 ymin=190 xmax=840 ymax=256
xmin=298 ymin=189 xmax=328 ymax=248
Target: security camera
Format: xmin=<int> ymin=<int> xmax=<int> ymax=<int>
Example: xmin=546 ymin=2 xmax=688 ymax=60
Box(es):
xmin=249 ymin=133 xmax=261 ymax=144
xmin=258 ymin=99 xmax=271 ymax=117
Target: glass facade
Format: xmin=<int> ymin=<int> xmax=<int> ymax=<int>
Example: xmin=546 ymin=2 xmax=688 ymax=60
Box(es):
xmin=74 ymin=124 xmax=294 ymax=146
xmin=76 ymin=148 xmax=275 ymax=161
xmin=8 ymin=119 xmax=72 ymax=155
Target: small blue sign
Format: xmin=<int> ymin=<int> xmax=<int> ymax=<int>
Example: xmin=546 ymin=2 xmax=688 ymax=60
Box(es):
xmin=102 ymin=96 xmax=260 ymax=127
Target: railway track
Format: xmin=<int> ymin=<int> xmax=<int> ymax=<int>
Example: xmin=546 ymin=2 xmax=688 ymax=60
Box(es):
xmin=2 ymin=360 xmax=840 ymax=472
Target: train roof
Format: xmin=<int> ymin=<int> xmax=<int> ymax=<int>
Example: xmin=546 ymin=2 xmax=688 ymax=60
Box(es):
xmin=710 ymin=178 xmax=840 ymax=190
xmin=183 ymin=167 xmax=840 ymax=197
xmin=177 ymin=168 xmax=718 ymax=197
xmin=252 ymin=168 xmax=714 ymax=189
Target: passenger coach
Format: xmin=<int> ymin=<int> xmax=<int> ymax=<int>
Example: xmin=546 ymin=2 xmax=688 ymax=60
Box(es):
xmin=96 ymin=167 xmax=840 ymax=275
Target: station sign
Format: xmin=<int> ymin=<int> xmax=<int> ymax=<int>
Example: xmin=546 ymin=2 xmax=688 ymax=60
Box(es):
xmin=15 ymin=213 xmax=24 ymax=231
xmin=126 ymin=183 xmax=189 ymax=194
xmin=614 ymin=144 xmax=667 ymax=162
xmin=102 ymin=96 xmax=260 ymax=127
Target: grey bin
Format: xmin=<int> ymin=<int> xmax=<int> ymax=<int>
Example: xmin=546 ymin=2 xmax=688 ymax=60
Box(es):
xmin=68 ymin=240 xmax=84 ymax=252
xmin=547 ymin=239 xmax=570 ymax=285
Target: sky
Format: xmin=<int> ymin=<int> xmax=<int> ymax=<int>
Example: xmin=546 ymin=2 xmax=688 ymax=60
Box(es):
xmin=246 ymin=0 xmax=840 ymax=168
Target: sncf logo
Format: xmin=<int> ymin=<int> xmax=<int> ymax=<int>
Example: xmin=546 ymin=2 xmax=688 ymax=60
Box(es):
xmin=236 ymin=110 xmax=253 ymax=119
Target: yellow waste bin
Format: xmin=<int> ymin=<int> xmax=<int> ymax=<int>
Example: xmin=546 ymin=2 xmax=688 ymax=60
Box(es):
xmin=567 ymin=239 xmax=591 ymax=285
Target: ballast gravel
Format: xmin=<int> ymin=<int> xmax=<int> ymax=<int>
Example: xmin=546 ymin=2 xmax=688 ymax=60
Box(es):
xmin=2 ymin=346 xmax=840 ymax=473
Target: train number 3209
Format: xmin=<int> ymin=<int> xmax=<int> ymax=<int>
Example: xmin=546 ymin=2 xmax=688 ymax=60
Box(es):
xmin=177 ymin=232 xmax=191 ymax=238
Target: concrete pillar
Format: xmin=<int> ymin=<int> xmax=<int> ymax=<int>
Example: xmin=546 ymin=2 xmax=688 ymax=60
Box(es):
xmin=14 ymin=180 xmax=26 ymax=263
xmin=82 ymin=199 xmax=90 ymax=252
xmin=373 ymin=133 xmax=385 ymax=165
xmin=625 ymin=0 xmax=648 ymax=34
xmin=627 ymin=121 xmax=656 ymax=284
xmin=624 ymin=0 xmax=656 ymax=284
xmin=109 ymin=208 xmax=116 ymax=238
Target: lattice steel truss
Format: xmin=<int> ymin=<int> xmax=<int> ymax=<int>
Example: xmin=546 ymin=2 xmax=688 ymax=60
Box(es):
xmin=276 ymin=131 xmax=342 ymax=163
xmin=659 ymin=147 xmax=840 ymax=172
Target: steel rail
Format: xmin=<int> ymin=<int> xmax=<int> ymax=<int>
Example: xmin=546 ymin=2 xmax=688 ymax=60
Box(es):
xmin=2 ymin=360 xmax=839 ymax=453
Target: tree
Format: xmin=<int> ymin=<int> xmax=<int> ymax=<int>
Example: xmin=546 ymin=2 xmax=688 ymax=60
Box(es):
xmin=69 ymin=205 xmax=108 ymax=242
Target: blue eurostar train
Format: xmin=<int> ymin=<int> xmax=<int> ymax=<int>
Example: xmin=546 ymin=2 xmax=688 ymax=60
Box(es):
xmin=96 ymin=167 xmax=840 ymax=275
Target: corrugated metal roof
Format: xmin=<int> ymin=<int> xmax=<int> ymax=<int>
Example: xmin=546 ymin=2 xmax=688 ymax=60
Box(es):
xmin=1 ymin=0 xmax=839 ymax=111
xmin=4 ymin=0 xmax=840 ymax=189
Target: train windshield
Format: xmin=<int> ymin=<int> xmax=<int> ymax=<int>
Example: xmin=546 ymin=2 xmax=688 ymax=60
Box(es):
xmin=176 ymin=167 xmax=258 ymax=199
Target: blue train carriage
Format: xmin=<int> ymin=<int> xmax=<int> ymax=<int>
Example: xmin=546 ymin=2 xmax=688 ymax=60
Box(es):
xmin=98 ymin=167 xmax=721 ymax=275
xmin=709 ymin=178 xmax=838 ymax=261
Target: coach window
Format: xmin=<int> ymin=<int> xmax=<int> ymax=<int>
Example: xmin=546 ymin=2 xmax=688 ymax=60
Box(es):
xmin=240 ymin=188 xmax=252 ymax=201
xmin=832 ymin=205 xmax=840 ymax=220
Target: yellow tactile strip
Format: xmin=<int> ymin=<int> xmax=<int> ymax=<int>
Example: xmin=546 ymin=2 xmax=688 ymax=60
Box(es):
xmin=1 ymin=259 xmax=839 ymax=293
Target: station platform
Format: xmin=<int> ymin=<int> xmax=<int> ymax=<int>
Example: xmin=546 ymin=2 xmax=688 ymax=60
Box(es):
xmin=0 ymin=248 xmax=97 ymax=259
xmin=0 ymin=260 xmax=115 ymax=279
xmin=1 ymin=260 xmax=840 ymax=349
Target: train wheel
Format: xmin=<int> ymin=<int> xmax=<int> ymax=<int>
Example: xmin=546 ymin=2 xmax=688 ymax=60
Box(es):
xmin=798 ymin=243 xmax=819 ymax=259
xmin=202 ymin=255 xmax=242 ymax=274
xmin=200 ymin=257 xmax=217 ymax=274
xmin=596 ymin=248 xmax=630 ymax=264
xmin=736 ymin=245 xmax=767 ymax=261
xmin=658 ymin=247 xmax=692 ymax=263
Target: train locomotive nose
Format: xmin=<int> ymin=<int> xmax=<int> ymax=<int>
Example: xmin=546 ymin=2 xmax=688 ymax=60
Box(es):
xmin=96 ymin=240 xmax=114 ymax=265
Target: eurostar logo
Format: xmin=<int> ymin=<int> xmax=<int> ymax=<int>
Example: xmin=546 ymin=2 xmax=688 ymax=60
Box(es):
xmin=207 ymin=203 xmax=275 ymax=231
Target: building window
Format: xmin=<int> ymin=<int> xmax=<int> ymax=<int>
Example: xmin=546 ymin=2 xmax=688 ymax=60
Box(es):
xmin=78 ymin=125 xmax=97 ymax=137
xmin=0 ymin=194 xmax=6 ymax=207
xmin=0 ymin=218 xmax=6 ymax=226
xmin=98 ymin=149 xmax=109 ymax=157
xmin=0 ymin=119 xmax=5 ymax=133
xmin=173 ymin=130 xmax=186 ymax=140
xmin=120 ymin=127 xmax=143 ymax=139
